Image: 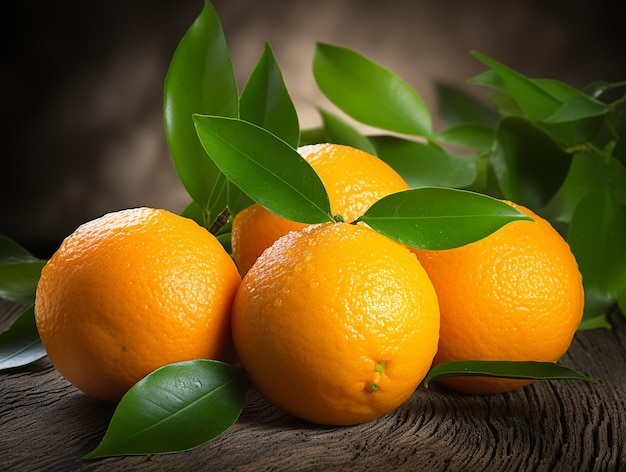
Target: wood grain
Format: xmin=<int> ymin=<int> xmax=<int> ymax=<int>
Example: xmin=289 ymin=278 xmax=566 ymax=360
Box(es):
xmin=1 ymin=299 xmax=625 ymax=471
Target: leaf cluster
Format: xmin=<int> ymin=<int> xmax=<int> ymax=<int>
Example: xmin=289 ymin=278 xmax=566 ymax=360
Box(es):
xmin=0 ymin=0 xmax=619 ymax=460
xmin=308 ymin=46 xmax=626 ymax=330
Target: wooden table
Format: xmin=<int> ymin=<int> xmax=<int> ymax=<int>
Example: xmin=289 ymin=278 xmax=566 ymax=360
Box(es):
xmin=2 ymin=299 xmax=625 ymax=471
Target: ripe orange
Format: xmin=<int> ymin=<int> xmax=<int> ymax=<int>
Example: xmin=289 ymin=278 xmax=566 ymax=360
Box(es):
xmin=232 ymin=222 xmax=440 ymax=425
xmin=231 ymin=143 xmax=409 ymax=276
xmin=410 ymin=201 xmax=584 ymax=395
xmin=34 ymin=207 xmax=241 ymax=402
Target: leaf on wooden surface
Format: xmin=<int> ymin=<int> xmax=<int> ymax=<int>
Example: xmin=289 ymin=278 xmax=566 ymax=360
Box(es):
xmin=423 ymin=360 xmax=595 ymax=388
xmin=84 ymin=360 xmax=248 ymax=459
xmin=0 ymin=305 xmax=46 ymax=371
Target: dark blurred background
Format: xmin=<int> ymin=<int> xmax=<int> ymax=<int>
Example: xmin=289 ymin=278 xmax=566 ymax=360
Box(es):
xmin=1 ymin=0 xmax=624 ymax=258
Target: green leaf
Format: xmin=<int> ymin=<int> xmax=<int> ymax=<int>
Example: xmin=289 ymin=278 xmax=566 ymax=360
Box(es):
xmin=0 ymin=235 xmax=39 ymax=263
xmin=0 ymin=235 xmax=47 ymax=305
xmin=435 ymin=81 xmax=498 ymax=128
xmin=567 ymin=191 xmax=626 ymax=325
xmin=471 ymin=52 xmax=608 ymax=125
xmin=532 ymin=79 xmax=609 ymax=123
xmin=491 ymin=117 xmax=572 ymax=211
xmin=0 ymin=305 xmax=46 ymax=370
xmin=216 ymin=232 xmax=232 ymax=255
xmin=468 ymin=71 xmax=525 ymax=118
xmin=486 ymin=90 xmax=525 ymax=118
xmin=84 ymin=360 xmax=248 ymax=459
xmin=584 ymin=80 xmax=616 ymax=99
xmin=471 ymin=52 xmax=561 ymax=121
xmin=469 ymin=69 xmax=503 ymax=91
xmin=240 ymin=41 xmax=300 ymax=148
xmin=298 ymin=126 xmax=327 ymax=146
xmin=205 ymin=171 xmax=229 ymax=227
xmin=359 ymin=187 xmax=532 ymax=250
xmin=194 ymin=115 xmax=333 ymax=224
xmin=163 ymin=0 xmax=238 ymax=217
xmin=318 ymin=109 xmax=378 ymax=156
xmin=578 ymin=316 xmax=611 ymax=331
xmin=544 ymin=152 xmax=604 ymax=225
xmin=464 ymin=154 xmax=504 ymax=198
xmin=226 ymin=181 xmax=255 ymax=217
xmin=0 ymin=260 xmax=46 ymax=305
xmin=180 ymin=200 xmax=208 ymax=227
xmin=370 ymin=136 xmax=478 ymax=189
xmin=313 ymin=43 xmax=432 ymax=137
xmin=423 ymin=360 xmax=595 ymax=388
xmin=543 ymin=151 xmax=626 ymax=224
xmin=436 ymin=123 xmax=495 ymax=150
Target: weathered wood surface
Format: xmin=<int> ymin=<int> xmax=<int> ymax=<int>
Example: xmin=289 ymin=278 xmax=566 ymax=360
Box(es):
xmin=1 ymin=299 xmax=625 ymax=471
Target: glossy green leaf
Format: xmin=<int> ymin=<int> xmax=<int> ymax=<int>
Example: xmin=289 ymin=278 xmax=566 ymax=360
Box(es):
xmin=180 ymin=200 xmax=208 ymax=227
xmin=436 ymin=123 xmax=495 ymax=150
xmin=486 ymin=89 xmax=525 ymax=118
xmin=469 ymin=69 xmax=503 ymax=91
xmin=540 ymin=126 xmax=581 ymax=153
xmin=543 ymin=151 xmax=626 ymax=224
xmin=471 ymin=52 xmax=608 ymax=124
xmin=0 ymin=236 xmax=46 ymax=305
xmin=226 ymin=181 xmax=255 ymax=217
xmin=216 ymin=232 xmax=232 ymax=255
xmin=491 ymin=117 xmax=572 ymax=211
xmin=370 ymin=136 xmax=477 ymax=189
xmin=532 ymin=79 xmax=608 ymax=123
xmin=163 ymin=0 xmax=238 ymax=218
xmin=206 ymin=171 xmax=229 ymax=227
xmin=318 ymin=109 xmax=378 ymax=156
xmin=0 ymin=235 xmax=38 ymax=263
xmin=464 ymin=154 xmax=504 ymax=199
xmin=240 ymin=41 xmax=300 ymax=148
xmin=584 ymin=80 xmax=616 ymax=99
xmin=471 ymin=52 xmax=560 ymax=121
xmin=359 ymin=187 xmax=532 ymax=250
xmin=567 ymin=191 xmax=626 ymax=327
xmin=299 ymin=126 xmax=327 ymax=146
xmin=578 ymin=316 xmax=611 ymax=331
xmin=423 ymin=360 xmax=595 ymax=388
xmin=435 ymin=81 xmax=498 ymax=128
xmin=84 ymin=360 xmax=248 ymax=459
xmin=469 ymin=71 xmax=525 ymax=118
xmin=313 ymin=43 xmax=432 ymax=137
xmin=566 ymin=113 xmax=607 ymax=147
xmin=0 ymin=260 xmax=46 ymax=305
xmin=0 ymin=305 xmax=46 ymax=370
xmin=194 ymin=115 xmax=333 ymax=223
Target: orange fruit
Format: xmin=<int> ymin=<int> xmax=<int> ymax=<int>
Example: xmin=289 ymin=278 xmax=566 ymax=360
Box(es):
xmin=231 ymin=143 xmax=409 ymax=276
xmin=232 ymin=222 xmax=440 ymax=425
xmin=410 ymin=201 xmax=584 ymax=395
xmin=34 ymin=207 xmax=241 ymax=402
